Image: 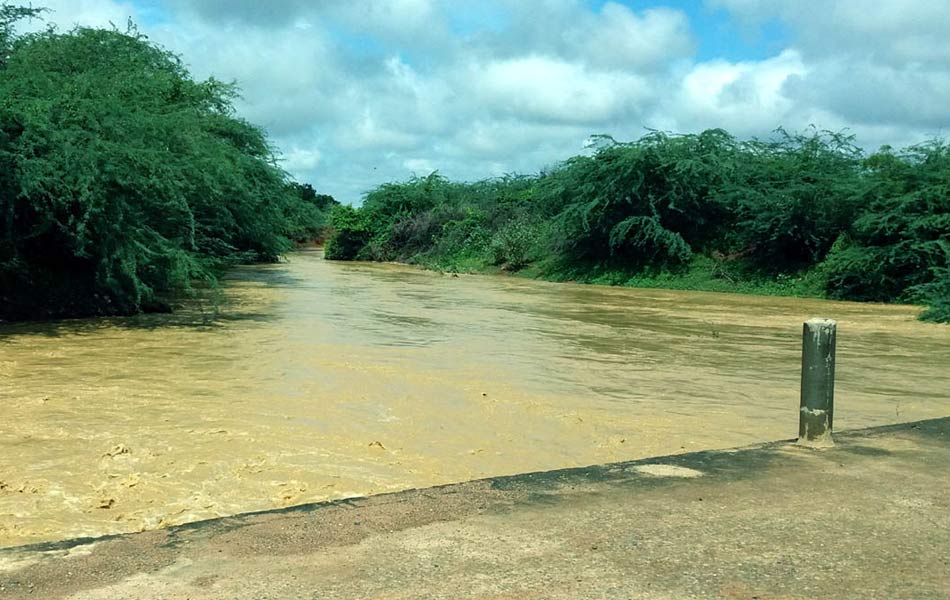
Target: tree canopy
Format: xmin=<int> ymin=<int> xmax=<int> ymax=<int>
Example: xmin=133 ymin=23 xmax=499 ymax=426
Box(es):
xmin=0 ymin=10 xmax=328 ymax=320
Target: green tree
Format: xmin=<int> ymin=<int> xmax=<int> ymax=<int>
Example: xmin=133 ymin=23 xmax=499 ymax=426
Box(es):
xmin=0 ymin=13 xmax=325 ymax=319
xmin=324 ymin=204 xmax=372 ymax=261
xmin=0 ymin=4 xmax=42 ymax=63
xmin=720 ymin=129 xmax=865 ymax=272
xmin=823 ymin=141 xmax=950 ymax=305
xmin=537 ymin=130 xmax=738 ymax=270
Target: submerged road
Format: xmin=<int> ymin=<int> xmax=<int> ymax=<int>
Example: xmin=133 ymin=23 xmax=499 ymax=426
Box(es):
xmin=2 ymin=417 xmax=948 ymax=599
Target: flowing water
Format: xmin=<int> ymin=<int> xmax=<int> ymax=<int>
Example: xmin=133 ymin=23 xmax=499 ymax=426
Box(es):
xmin=1 ymin=249 xmax=948 ymax=547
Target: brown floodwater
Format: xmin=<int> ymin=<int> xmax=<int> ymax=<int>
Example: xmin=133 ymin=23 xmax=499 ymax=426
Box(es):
xmin=1 ymin=249 xmax=948 ymax=547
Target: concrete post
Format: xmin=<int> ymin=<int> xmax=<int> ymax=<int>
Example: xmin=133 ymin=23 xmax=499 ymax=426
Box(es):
xmin=799 ymin=318 xmax=836 ymax=446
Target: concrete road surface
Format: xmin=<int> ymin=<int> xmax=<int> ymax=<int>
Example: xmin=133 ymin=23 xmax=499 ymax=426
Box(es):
xmin=2 ymin=418 xmax=949 ymax=599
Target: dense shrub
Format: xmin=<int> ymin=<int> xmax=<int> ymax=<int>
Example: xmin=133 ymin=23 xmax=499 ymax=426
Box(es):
xmin=433 ymin=209 xmax=491 ymax=255
xmin=326 ymin=128 xmax=949 ymax=323
xmin=284 ymin=183 xmax=336 ymax=243
xmin=823 ymin=142 xmax=950 ymax=303
xmin=0 ymin=13 xmax=327 ymax=320
xmin=537 ymin=130 xmax=737 ymax=270
xmin=489 ymin=216 xmax=542 ymax=270
xmin=720 ymin=130 xmax=865 ymax=272
xmin=324 ymin=205 xmax=372 ymax=261
xmin=913 ymin=270 xmax=950 ymax=322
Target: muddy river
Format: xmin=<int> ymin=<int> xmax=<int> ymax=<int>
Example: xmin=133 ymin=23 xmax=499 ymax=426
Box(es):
xmin=1 ymin=250 xmax=947 ymax=547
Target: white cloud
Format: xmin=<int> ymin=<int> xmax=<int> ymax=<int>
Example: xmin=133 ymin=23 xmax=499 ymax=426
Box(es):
xmin=448 ymin=118 xmax=591 ymax=161
xmin=333 ymin=0 xmax=438 ymax=37
xmin=470 ymin=55 xmax=651 ymax=124
xmin=784 ymin=60 xmax=950 ymax=130
xmin=667 ymin=49 xmax=806 ymax=135
xmin=20 ymin=0 xmax=138 ymax=32
xmin=282 ymin=146 xmax=323 ymax=174
xmin=706 ymin=0 xmax=950 ymax=147
xmin=341 ymin=109 xmax=423 ymax=151
xmin=710 ymin=0 xmax=950 ymax=64
xmin=11 ymin=0 xmax=950 ymax=202
xmin=569 ymin=3 xmax=693 ymax=70
xmin=403 ymin=158 xmax=436 ymax=174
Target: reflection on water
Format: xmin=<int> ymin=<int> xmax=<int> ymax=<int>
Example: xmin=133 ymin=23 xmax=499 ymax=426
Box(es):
xmin=1 ymin=249 xmax=948 ymax=547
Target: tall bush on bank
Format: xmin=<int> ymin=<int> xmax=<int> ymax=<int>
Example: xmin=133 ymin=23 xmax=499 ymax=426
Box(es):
xmin=359 ymin=173 xmax=481 ymax=261
xmin=324 ymin=205 xmax=373 ymax=261
xmin=0 ymin=13 xmax=325 ymax=320
xmin=537 ymin=130 xmax=739 ymax=270
xmin=322 ymin=173 xmax=544 ymax=270
xmin=720 ymin=130 xmax=865 ymax=272
xmin=823 ymin=142 xmax=950 ymax=305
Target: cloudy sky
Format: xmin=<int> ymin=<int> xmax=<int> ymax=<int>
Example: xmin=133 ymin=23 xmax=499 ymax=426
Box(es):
xmin=17 ymin=0 xmax=950 ymax=204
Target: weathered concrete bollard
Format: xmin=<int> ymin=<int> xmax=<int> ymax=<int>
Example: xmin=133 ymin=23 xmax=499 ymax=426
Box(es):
xmin=799 ymin=318 xmax=836 ymax=446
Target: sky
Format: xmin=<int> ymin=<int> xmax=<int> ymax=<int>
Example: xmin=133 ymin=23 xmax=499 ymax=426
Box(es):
xmin=15 ymin=0 xmax=950 ymax=204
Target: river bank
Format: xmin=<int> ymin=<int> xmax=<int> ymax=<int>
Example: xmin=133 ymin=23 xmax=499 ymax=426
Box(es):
xmin=409 ymin=252 xmax=834 ymax=300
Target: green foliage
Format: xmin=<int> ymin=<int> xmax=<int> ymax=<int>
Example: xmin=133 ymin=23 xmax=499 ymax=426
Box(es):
xmin=912 ymin=269 xmax=950 ymax=322
xmin=324 ymin=204 xmax=372 ymax=261
xmin=823 ymin=141 xmax=950 ymax=308
xmin=538 ymin=130 xmax=737 ymax=270
xmin=284 ymin=182 xmax=333 ymax=243
xmin=326 ymin=127 xmax=949 ymax=322
xmin=361 ymin=172 xmax=451 ymax=221
xmin=595 ymin=255 xmax=828 ymax=298
xmin=489 ymin=216 xmax=542 ymax=271
xmin=289 ymin=182 xmax=338 ymax=213
xmin=720 ymin=129 xmax=865 ymax=271
xmin=0 ymin=4 xmax=42 ymax=61
xmin=0 ymin=12 xmax=328 ymax=320
xmin=433 ymin=209 xmax=491 ymax=256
